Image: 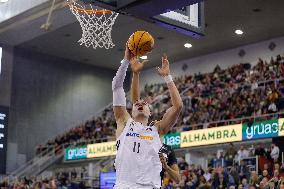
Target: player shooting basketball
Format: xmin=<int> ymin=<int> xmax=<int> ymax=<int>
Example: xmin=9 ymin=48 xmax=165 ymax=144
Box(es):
xmin=112 ymin=43 xmax=183 ymax=189
xmin=130 ymin=54 xmax=181 ymax=185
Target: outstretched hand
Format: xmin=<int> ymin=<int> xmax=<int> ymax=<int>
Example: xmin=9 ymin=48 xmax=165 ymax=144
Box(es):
xmin=130 ymin=58 xmax=148 ymax=73
xmin=124 ymin=42 xmax=135 ymax=61
xmin=156 ymin=54 xmax=170 ymax=77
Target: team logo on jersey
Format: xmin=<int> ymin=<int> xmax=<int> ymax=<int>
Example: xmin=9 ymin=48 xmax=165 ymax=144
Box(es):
xmin=146 ymin=127 xmax=152 ymax=132
xmin=126 ymin=132 xmax=153 ymax=140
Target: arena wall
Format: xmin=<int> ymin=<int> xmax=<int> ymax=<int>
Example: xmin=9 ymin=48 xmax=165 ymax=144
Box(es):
xmin=8 ymin=48 xmax=125 ymax=160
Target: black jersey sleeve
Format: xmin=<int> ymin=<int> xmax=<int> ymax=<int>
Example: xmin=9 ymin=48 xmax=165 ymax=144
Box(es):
xmin=167 ymin=147 xmax=177 ymax=167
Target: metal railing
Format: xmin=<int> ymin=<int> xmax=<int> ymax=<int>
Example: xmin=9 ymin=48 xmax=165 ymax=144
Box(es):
xmin=8 ymin=146 xmax=56 ymax=176
xmin=4 ymin=146 xmax=65 ymax=183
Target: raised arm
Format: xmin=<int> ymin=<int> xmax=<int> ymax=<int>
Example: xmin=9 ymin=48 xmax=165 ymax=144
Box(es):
xmin=160 ymin=154 xmax=180 ymax=184
xmin=156 ymin=54 xmax=183 ymax=136
xmin=130 ymin=58 xmax=147 ymax=103
xmin=112 ymin=44 xmax=134 ymax=138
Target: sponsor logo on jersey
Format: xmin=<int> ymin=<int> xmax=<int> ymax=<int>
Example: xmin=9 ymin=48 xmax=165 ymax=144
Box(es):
xmin=126 ymin=132 xmax=153 ymax=140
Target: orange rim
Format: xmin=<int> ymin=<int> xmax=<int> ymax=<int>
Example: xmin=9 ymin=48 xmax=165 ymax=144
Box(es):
xmin=70 ymin=4 xmax=113 ymax=14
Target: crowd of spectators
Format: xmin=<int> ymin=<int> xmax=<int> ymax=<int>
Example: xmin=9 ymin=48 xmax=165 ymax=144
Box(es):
xmin=0 ymin=158 xmax=113 ymax=189
xmin=36 ymin=54 xmax=284 ymax=155
xmin=7 ymin=143 xmax=283 ymax=189
xmin=162 ymin=144 xmax=284 ymax=189
xmin=147 ymin=55 xmax=284 ymax=131
xmin=0 ymin=170 xmax=90 ymax=189
xmin=0 ymin=175 xmax=86 ymax=189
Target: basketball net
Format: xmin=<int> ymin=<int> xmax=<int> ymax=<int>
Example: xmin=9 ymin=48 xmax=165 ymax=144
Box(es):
xmin=67 ymin=0 xmax=118 ymax=49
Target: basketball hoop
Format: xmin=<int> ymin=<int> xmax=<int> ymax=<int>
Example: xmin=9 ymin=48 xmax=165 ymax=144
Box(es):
xmin=67 ymin=0 xmax=118 ymax=49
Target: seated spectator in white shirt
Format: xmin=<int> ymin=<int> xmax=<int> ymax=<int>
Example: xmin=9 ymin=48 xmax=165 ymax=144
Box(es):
xmin=237 ymin=146 xmax=249 ymax=162
xmin=203 ymin=168 xmax=212 ymax=182
xmin=270 ymin=143 xmax=280 ymax=162
xmin=268 ymin=102 xmax=277 ymax=113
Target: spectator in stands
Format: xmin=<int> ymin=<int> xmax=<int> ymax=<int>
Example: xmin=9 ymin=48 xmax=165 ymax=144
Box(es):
xmin=254 ymin=143 xmax=266 ymax=156
xmin=259 ymin=178 xmax=266 ymax=189
xmin=0 ymin=180 xmax=8 ymax=189
xmin=238 ymin=160 xmax=250 ymax=180
xmin=50 ymin=177 xmax=57 ymax=189
xmin=261 ymin=170 xmax=270 ymax=180
xmin=264 ymin=163 xmax=273 ymax=178
xmin=204 ymin=168 xmax=213 ymax=182
xmin=241 ymin=178 xmax=250 ymax=189
xmin=249 ymin=185 xmax=257 ymax=189
xmin=268 ymin=180 xmax=277 ymax=189
xmin=183 ymin=89 xmax=193 ymax=110
xmin=228 ymin=170 xmax=237 ymax=187
xmin=179 ymin=157 xmax=189 ymax=171
xmin=249 ymin=171 xmax=259 ymax=187
xmin=196 ymin=165 xmax=205 ymax=177
xmin=273 ymin=169 xmax=281 ymax=181
xmin=212 ymin=172 xmax=228 ymax=189
xmin=268 ymin=101 xmax=278 ymax=113
xmin=237 ymin=146 xmax=249 ymax=162
xmin=270 ymin=143 xmax=280 ymax=162
xmin=230 ymin=166 xmax=240 ymax=186
xmin=274 ymin=163 xmax=281 ymax=172
xmin=238 ymin=184 xmax=244 ymax=189
xmin=226 ymin=143 xmax=237 ymax=166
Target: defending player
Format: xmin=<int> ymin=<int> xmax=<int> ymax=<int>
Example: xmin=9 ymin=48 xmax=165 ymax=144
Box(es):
xmin=112 ymin=44 xmax=183 ymax=189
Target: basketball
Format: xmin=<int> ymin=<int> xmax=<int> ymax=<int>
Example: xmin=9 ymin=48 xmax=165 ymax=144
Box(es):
xmin=128 ymin=31 xmax=154 ymax=57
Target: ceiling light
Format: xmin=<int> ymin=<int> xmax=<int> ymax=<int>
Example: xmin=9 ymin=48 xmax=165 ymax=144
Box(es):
xmin=235 ymin=29 xmax=244 ymax=35
xmin=0 ymin=0 xmax=9 ymax=3
xmin=184 ymin=43 xmax=192 ymax=48
xmin=140 ymin=56 xmax=148 ymax=60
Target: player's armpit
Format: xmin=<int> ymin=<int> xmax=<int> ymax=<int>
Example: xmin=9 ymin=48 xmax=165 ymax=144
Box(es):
xmin=113 ymin=106 xmax=130 ymax=137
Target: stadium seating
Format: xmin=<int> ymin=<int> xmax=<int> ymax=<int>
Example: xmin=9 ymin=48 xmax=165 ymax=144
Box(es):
xmin=36 ymin=54 xmax=284 ymax=156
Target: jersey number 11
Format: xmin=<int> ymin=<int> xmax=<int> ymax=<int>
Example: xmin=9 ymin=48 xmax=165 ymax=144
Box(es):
xmin=133 ymin=142 xmax=141 ymax=153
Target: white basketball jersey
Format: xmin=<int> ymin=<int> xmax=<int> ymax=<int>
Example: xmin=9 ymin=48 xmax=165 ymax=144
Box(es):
xmin=114 ymin=118 xmax=162 ymax=189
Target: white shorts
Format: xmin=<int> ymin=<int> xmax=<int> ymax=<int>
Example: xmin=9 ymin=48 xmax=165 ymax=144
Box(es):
xmin=114 ymin=182 xmax=156 ymax=189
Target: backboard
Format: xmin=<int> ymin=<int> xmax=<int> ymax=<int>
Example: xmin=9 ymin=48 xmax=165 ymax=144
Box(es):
xmin=84 ymin=0 xmax=205 ymax=38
